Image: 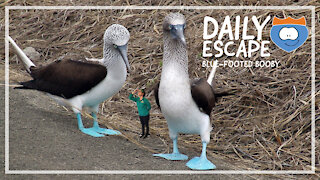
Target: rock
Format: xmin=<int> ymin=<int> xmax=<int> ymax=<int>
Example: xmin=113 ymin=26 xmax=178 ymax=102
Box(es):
xmin=13 ymin=47 xmax=41 ymax=64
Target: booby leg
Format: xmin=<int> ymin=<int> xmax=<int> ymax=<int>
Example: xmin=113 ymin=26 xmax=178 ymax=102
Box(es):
xmin=76 ymin=113 xmax=104 ymax=137
xmin=186 ymin=142 xmax=216 ymax=170
xmin=153 ymin=138 xmax=188 ymax=160
xmin=87 ymin=112 xmax=121 ymax=135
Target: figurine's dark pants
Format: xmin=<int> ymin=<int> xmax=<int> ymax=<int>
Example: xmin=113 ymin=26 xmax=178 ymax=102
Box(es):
xmin=139 ymin=114 xmax=150 ymax=137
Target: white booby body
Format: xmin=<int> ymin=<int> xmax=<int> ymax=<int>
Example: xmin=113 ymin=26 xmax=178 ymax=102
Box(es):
xmin=153 ymin=13 xmax=218 ymax=170
xmin=159 ymin=64 xmax=211 ymax=141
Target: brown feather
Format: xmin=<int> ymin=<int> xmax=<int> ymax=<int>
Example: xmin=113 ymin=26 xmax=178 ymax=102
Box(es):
xmin=191 ymin=78 xmax=216 ymax=115
xmin=16 ymin=59 xmax=107 ymax=99
xmin=154 ymin=82 xmax=160 ymax=109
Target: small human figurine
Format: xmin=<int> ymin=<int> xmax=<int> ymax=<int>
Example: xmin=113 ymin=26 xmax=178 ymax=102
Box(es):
xmin=129 ymin=89 xmax=151 ymax=138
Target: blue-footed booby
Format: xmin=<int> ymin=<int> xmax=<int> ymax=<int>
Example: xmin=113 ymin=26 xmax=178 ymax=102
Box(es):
xmin=153 ymin=13 xmax=223 ymax=170
xmin=9 ymin=24 xmax=130 ymax=138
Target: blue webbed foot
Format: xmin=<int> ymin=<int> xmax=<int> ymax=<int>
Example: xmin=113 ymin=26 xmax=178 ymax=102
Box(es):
xmin=153 ymin=153 xmax=188 ymax=161
xmin=89 ymin=127 xmax=121 ymax=135
xmin=153 ymin=138 xmax=187 ymax=160
xmin=88 ymin=112 xmax=121 ymax=135
xmin=80 ymin=128 xmax=104 ymax=137
xmin=186 ymin=156 xmax=216 ymax=170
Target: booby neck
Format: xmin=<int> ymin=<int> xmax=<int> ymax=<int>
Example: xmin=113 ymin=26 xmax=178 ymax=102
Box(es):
xmin=102 ymin=43 xmax=127 ymax=79
xmin=162 ymin=31 xmax=188 ymax=79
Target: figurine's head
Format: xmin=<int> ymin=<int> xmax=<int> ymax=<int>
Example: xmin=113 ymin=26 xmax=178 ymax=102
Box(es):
xmin=138 ymin=89 xmax=145 ymax=98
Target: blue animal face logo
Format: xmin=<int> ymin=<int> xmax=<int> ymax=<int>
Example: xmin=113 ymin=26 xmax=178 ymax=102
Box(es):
xmin=270 ymin=16 xmax=308 ymax=52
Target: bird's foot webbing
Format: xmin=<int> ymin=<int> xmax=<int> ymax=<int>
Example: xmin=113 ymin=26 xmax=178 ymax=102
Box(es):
xmin=186 ymin=142 xmax=216 ymax=170
xmin=153 ymin=138 xmax=188 ymax=160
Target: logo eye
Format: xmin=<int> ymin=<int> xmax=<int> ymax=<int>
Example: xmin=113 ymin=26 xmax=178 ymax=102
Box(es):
xmin=113 ymin=44 xmax=118 ymax=49
xmin=279 ymin=27 xmax=298 ymax=40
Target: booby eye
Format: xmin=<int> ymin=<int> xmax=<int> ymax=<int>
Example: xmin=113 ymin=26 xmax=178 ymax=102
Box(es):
xmin=169 ymin=25 xmax=173 ymax=30
xmin=113 ymin=44 xmax=118 ymax=49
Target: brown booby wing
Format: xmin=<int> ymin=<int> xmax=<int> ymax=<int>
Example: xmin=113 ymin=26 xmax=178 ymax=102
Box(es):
xmin=153 ymin=78 xmax=216 ymax=115
xmin=154 ymin=82 xmax=160 ymax=108
xmin=17 ymin=59 xmax=107 ymax=99
xmin=190 ymin=78 xmax=216 ymax=115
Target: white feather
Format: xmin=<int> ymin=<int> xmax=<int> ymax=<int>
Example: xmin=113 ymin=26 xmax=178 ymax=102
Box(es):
xmin=85 ymin=58 xmax=103 ymax=64
xmin=207 ymin=60 xmax=218 ymax=86
xmin=8 ymin=36 xmax=35 ymax=73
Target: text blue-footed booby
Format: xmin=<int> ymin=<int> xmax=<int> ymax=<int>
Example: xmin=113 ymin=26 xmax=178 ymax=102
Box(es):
xmin=9 ymin=24 xmax=130 ymax=138
xmin=153 ymin=13 xmax=222 ymax=170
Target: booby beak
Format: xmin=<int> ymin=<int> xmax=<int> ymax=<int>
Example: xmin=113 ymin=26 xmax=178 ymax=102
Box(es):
xmin=170 ymin=24 xmax=186 ymax=46
xmin=117 ymin=44 xmax=131 ymax=73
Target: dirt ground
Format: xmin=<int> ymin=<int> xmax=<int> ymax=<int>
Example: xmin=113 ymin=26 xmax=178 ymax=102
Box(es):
xmin=0 ymin=74 xmax=288 ymax=179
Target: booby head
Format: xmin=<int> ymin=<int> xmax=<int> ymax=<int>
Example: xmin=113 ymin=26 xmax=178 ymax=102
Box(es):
xmin=163 ymin=13 xmax=186 ymax=46
xmin=103 ymin=24 xmax=131 ymax=72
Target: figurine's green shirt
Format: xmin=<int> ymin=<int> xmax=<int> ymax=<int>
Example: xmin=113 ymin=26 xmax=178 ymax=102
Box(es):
xmin=129 ymin=94 xmax=151 ymax=116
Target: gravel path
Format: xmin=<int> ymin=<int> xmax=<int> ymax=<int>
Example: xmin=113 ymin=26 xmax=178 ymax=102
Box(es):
xmin=0 ymin=85 xmax=272 ymax=179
